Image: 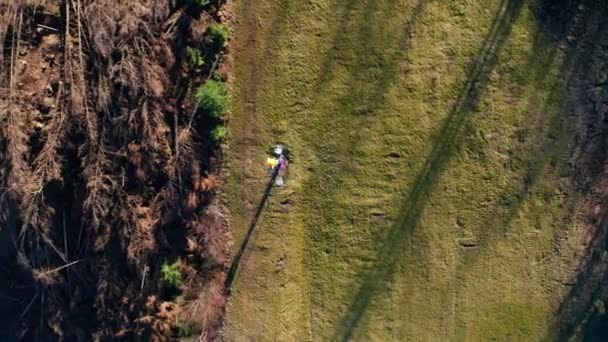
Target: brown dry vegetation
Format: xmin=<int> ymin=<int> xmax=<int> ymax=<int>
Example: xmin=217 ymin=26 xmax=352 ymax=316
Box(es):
xmin=0 ymin=0 xmax=231 ymax=340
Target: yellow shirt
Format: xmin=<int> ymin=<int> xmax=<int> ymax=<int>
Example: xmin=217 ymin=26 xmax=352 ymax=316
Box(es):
xmin=266 ymin=157 xmax=278 ymax=168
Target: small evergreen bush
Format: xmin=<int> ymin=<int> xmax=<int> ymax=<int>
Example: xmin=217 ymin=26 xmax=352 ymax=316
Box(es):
xmin=196 ymin=80 xmax=228 ymax=117
xmin=161 ymin=262 xmax=183 ymax=287
xmin=187 ymin=47 xmax=205 ymax=67
xmin=211 ymin=125 xmax=227 ymax=142
xmin=209 ymin=23 xmax=229 ymax=44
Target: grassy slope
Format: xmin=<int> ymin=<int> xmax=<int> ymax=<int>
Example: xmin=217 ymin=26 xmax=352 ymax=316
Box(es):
xmin=225 ymin=0 xmax=588 ymax=340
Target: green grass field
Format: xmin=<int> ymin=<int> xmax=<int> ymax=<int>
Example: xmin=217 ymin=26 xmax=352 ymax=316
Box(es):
xmin=224 ymin=0 xmax=588 ymax=340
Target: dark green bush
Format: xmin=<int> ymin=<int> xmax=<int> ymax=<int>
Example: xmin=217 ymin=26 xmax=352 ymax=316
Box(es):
xmin=211 ymin=125 xmax=228 ymax=142
xmin=209 ymin=23 xmax=229 ymax=44
xmin=161 ymin=262 xmax=183 ymax=287
xmin=187 ymin=47 xmax=205 ymax=67
xmin=196 ymin=80 xmax=228 ymax=117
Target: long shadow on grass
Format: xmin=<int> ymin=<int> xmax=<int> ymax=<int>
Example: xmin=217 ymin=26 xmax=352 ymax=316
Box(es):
xmin=457 ymin=3 xmax=608 ymax=340
xmin=301 ymin=0 xmax=428 ymax=232
xmin=224 ymin=167 xmax=280 ymax=290
xmin=299 ymin=1 xmax=429 ymax=337
xmin=536 ymin=1 xmax=608 ymax=340
xmin=227 ymin=0 xmax=292 ymax=290
xmin=451 ymin=27 xmax=573 ymax=334
xmin=332 ymin=0 xmax=525 ymax=339
xmin=315 ymin=0 xmax=414 ymax=99
xmin=305 ymin=0 xmax=427 ymax=183
xmin=456 ymin=1 xmax=608 ymax=339
xmin=301 ymin=1 xmax=429 ymax=334
xmin=315 ymin=0 xmax=377 ymax=88
xmin=240 ymin=0 xmax=293 ymax=103
xmin=458 ymin=0 xmax=605 ymax=270
xmin=458 ymin=29 xmax=563 ymax=266
xmin=449 ymin=1 xmax=608 ymax=331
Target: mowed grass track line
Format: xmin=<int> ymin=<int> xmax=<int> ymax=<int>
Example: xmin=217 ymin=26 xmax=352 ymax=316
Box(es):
xmin=225 ymin=0 xmax=588 ymax=340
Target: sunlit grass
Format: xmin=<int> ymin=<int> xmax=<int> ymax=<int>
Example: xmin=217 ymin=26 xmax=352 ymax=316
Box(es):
xmin=224 ymin=0 xmax=587 ymax=340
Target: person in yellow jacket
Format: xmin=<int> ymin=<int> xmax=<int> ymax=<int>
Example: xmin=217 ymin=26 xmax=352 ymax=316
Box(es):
xmin=266 ymin=144 xmax=289 ymax=186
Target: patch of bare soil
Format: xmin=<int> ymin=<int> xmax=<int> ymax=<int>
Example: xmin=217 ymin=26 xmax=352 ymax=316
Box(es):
xmin=0 ymin=0 xmax=232 ymax=340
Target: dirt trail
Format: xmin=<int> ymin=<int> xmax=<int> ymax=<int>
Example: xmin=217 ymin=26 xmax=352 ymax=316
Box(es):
xmin=228 ymin=0 xmax=265 ymax=223
xmin=223 ymin=0 xmax=313 ymax=339
xmin=223 ymin=0 xmax=264 ymax=298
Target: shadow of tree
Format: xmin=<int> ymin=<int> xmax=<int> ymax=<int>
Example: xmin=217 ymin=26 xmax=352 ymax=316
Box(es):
xmin=537 ymin=1 xmax=608 ymax=339
xmin=242 ymin=0 xmax=293 ymax=104
xmin=287 ymin=0 xmax=431 ymax=337
xmin=457 ymin=28 xmax=563 ymax=269
xmin=458 ymin=0 xmax=608 ymax=271
xmin=315 ymin=0 xmax=405 ymax=90
xmin=299 ymin=0 xmax=430 ymax=212
xmin=331 ymin=0 xmax=525 ymax=339
xmin=447 ymin=26 xmax=576 ymax=335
